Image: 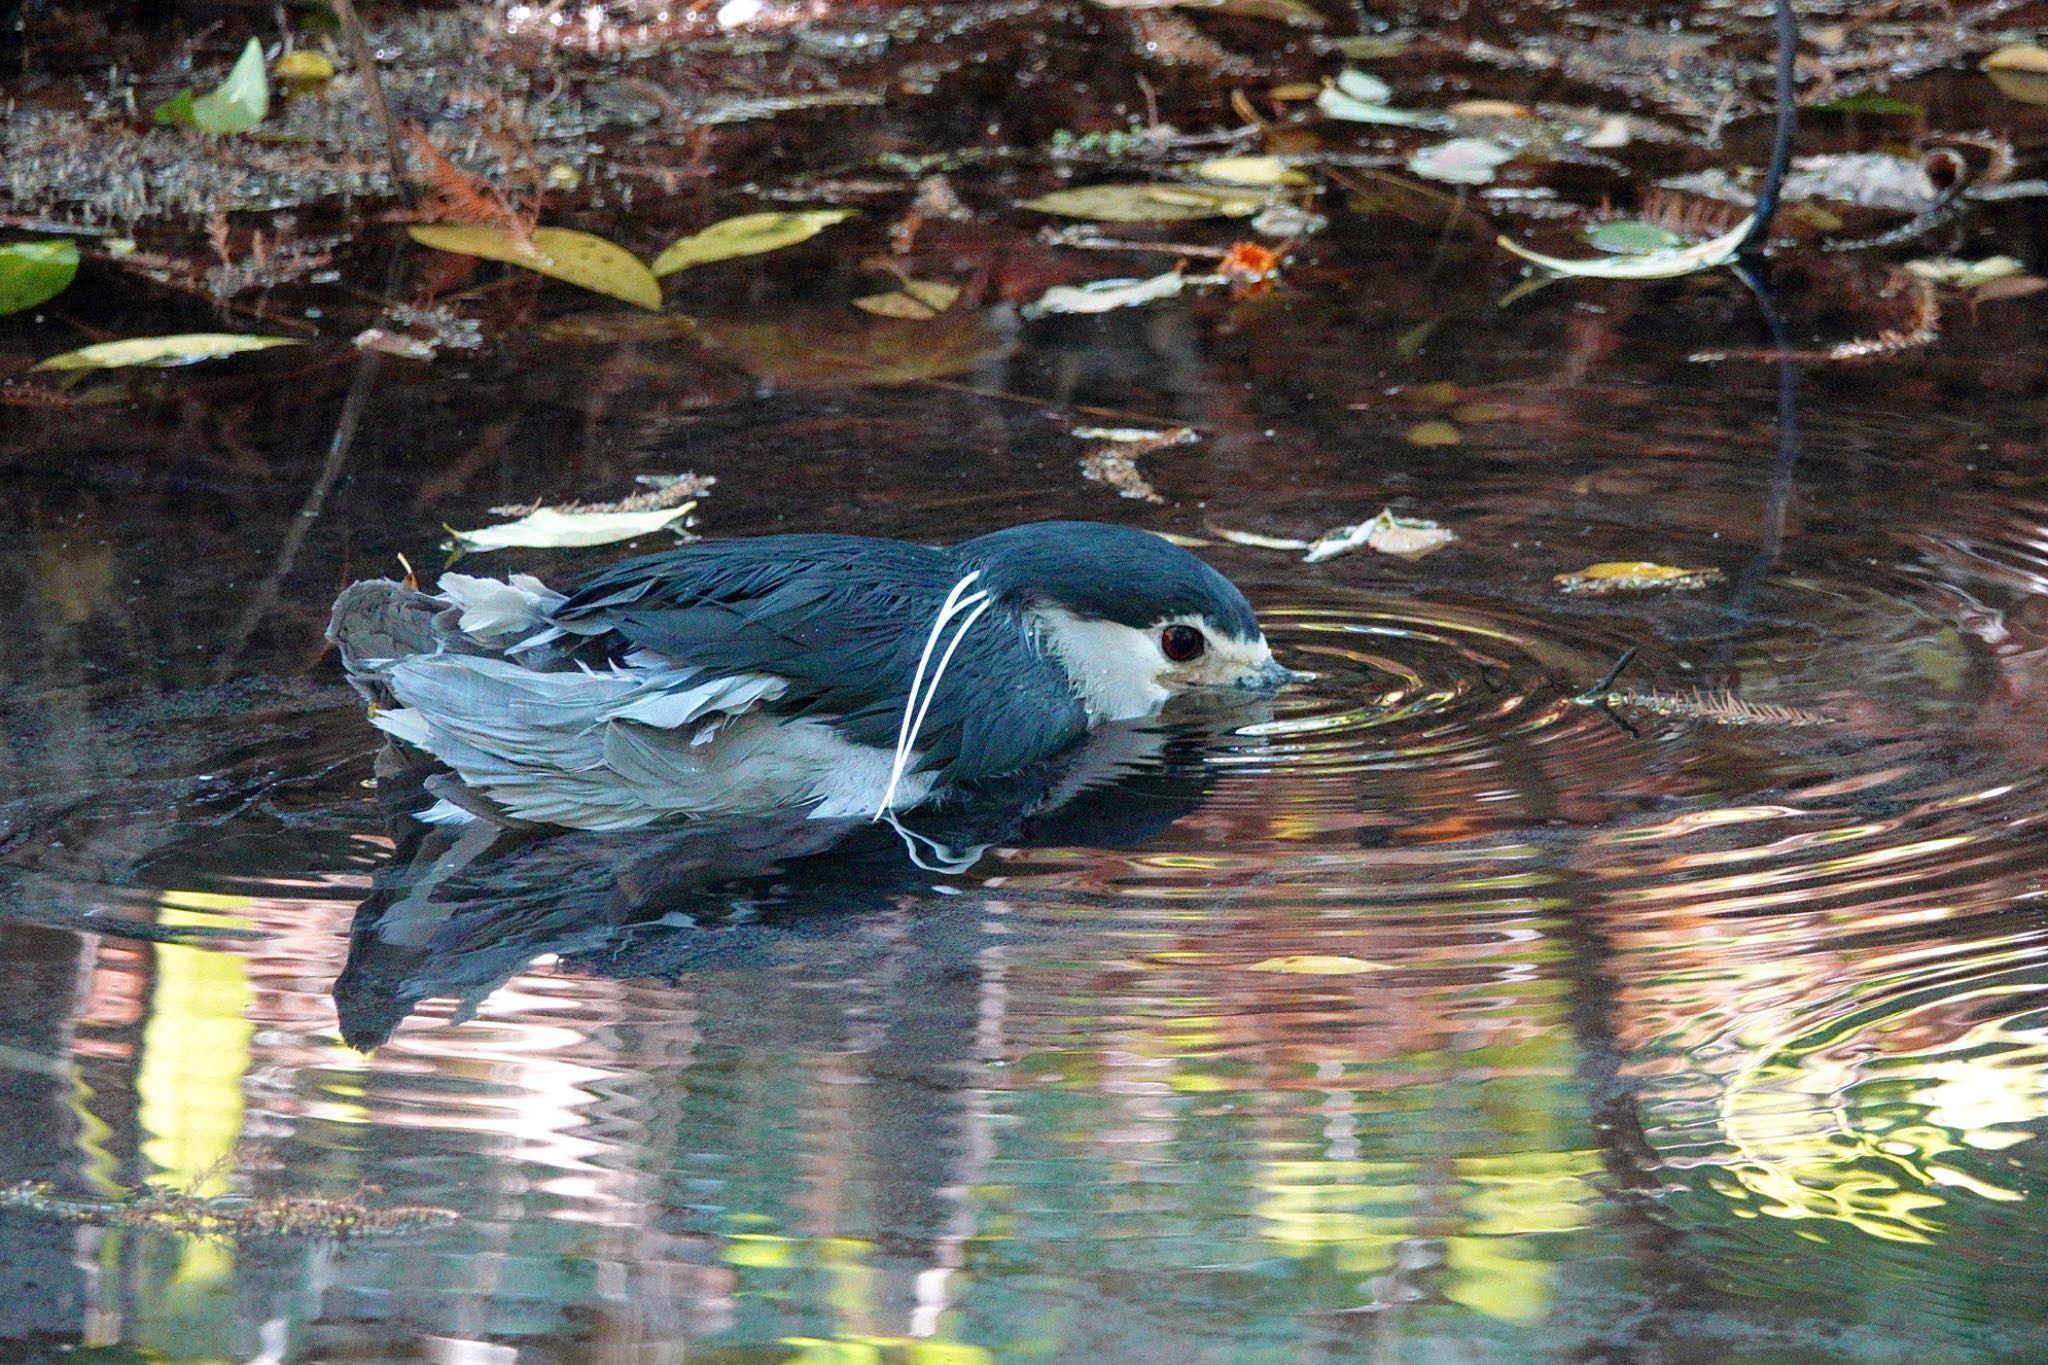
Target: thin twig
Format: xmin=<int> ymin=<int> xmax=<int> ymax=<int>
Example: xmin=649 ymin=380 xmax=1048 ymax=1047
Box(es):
xmin=1737 ymin=0 xmax=1799 ymax=261
xmin=332 ymin=0 xmax=414 ymax=206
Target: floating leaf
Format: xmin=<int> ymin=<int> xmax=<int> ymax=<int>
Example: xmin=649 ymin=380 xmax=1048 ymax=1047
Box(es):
xmin=1903 ymin=256 xmax=2025 ymax=288
xmin=1210 ymin=527 xmax=1312 ymax=550
xmin=1305 ymin=508 xmax=1454 ymax=561
xmin=33 ymin=333 xmax=303 ymax=371
xmin=448 ymin=503 xmax=696 ymax=553
xmin=1335 ymin=69 xmax=1393 ymax=103
xmin=156 ymin=37 xmax=271 ymax=134
xmin=1984 ymin=44 xmax=2048 ymax=105
xmin=1404 ymin=419 xmax=1461 ymax=446
xmin=1407 ymin=137 xmax=1514 ymax=185
xmin=1586 ymin=221 xmax=1685 ymax=254
xmin=409 ymin=224 xmax=663 ymax=310
xmin=852 ymin=278 xmax=960 ymax=319
xmin=1025 ymin=270 xmax=1187 ymax=317
xmin=651 ymin=210 xmax=854 ymax=277
xmin=0 ymin=240 xmax=79 ymax=315
xmin=1499 ymin=215 xmax=1754 ymax=280
xmin=1246 ymin=954 xmax=1389 ymax=974
xmin=1554 ymin=561 xmax=1724 ymax=594
xmin=1192 ymin=155 xmax=1311 ymax=187
xmin=1020 ymin=183 xmax=1270 ymax=222
xmin=271 ymin=49 xmax=336 ymax=87
xmin=1316 ymin=83 xmax=1439 ymax=127
xmin=1449 ymin=99 xmax=1532 ymax=119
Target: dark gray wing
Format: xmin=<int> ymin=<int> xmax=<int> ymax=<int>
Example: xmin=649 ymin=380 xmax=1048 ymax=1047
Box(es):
xmin=551 ymin=536 xmax=1088 ymax=782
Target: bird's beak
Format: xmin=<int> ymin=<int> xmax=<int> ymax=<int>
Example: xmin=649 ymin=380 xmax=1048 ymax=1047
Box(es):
xmin=1236 ymin=657 xmax=1307 ymax=692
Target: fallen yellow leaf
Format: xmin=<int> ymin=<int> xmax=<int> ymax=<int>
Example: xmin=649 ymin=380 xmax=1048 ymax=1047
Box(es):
xmin=1555 ymin=561 xmax=1724 ymax=594
xmin=408 ymin=224 xmax=663 ymax=310
xmin=651 ymin=209 xmax=854 ymax=277
xmin=34 ymin=333 xmax=303 ymax=370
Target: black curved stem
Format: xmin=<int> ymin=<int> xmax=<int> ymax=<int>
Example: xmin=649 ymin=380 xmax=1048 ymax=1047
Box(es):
xmin=1737 ymin=0 xmax=1800 ymax=261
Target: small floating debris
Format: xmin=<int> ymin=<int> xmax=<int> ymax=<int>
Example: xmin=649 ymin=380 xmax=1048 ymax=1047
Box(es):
xmin=1026 ymin=269 xmax=1190 ymax=317
xmin=1304 ymin=509 xmax=1455 ymax=562
xmin=1075 ymin=426 xmax=1199 ymax=504
xmin=449 ymin=474 xmax=712 ymax=553
xmin=1588 ymin=689 xmax=1840 ymax=728
xmin=1211 ymin=509 xmax=1455 ymax=561
xmin=1555 ymin=561 xmax=1723 ymax=594
xmin=0 ymin=1180 xmax=457 ymax=1241
xmin=1573 ymin=648 xmax=1838 ymax=728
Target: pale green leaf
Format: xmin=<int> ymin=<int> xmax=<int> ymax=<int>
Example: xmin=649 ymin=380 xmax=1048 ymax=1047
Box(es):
xmin=1316 ymin=83 xmax=1439 ymax=126
xmin=0 ymin=240 xmax=79 ymax=316
xmin=33 ymin=333 xmax=303 ymax=371
xmin=447 ymin=504 xmax=696 ymax=553
xmin=190 ymin=37 xmax=271 ymax=134
xmin=1498 ymin=215 xmax=1754 ymax=280
xmin=408 ymin=225 xmax=663 ymax=309
xmin=1020 ymin=183 xmax=1270 ymax=222
xmin=1191 ymin=155 xmax=1311 ymax=186
xmin=1586 ymin=221 xmax=1685 ymax=254
xmin=651 ymin=210 xmax=854 ymax=277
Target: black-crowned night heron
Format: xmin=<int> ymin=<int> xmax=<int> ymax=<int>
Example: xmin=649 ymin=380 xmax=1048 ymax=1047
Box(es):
xmin=328 ymin=520 xmax=1295 ymax=830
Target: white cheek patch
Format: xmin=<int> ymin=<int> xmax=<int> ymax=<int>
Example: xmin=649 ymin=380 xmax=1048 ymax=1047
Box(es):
xmin=1029 ymin=608 xmax=1172 ymax=723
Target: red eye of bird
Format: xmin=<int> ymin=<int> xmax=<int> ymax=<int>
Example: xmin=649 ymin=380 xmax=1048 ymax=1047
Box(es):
xmin=1160 ymin=624 xmax=1207 ymax=663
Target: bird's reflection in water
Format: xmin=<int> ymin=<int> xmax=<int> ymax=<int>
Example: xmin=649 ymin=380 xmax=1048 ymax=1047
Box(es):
xmin=334 ymin=707 xmax=1241 ymax=1052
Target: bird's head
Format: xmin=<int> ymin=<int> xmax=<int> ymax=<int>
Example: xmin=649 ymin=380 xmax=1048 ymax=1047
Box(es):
xmin=957 ymin=522 xmax=1297 ymax=722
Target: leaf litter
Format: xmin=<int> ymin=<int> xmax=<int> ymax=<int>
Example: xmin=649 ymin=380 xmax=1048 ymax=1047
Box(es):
xmin=1076 ymin=426 xmax=1201 ymax=504
xmin=1555 ymin=562 xmax=1724 ymax=594
xmin=1214 ymin=510 xmax=1455 ymax=562
xmin=407 ymin=224 xmax=662 ymax=310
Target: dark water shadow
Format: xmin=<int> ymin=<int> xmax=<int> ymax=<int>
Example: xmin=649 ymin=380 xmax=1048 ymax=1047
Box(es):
xmin=335 ymin=711 xmax=1240 ymax=1051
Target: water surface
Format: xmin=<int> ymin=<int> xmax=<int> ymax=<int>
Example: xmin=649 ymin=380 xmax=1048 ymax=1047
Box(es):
xmin=3 ymin=10 xmax=2048 ymax=1363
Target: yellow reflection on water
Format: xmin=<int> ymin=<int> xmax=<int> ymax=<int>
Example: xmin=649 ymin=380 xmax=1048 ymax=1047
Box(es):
xmin=1255 ymin=1148 xmax=1601 ymax=1321
xmin=1715 ymin=987 xmax=2047 ymax=1244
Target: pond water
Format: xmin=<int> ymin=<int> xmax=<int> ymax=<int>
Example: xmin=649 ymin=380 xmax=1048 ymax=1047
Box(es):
xmin=4 ymin=6 xmax=2048 ymax=1363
